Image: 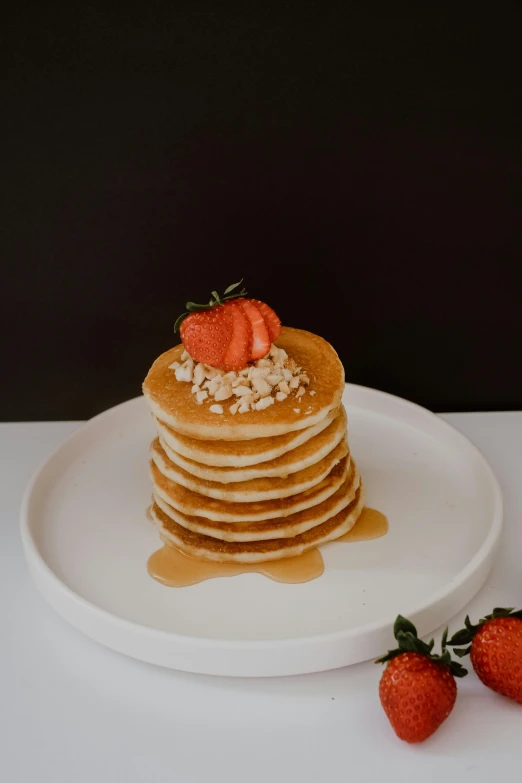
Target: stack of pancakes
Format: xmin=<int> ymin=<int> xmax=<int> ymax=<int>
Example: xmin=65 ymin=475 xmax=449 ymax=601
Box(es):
xmin=143 ymin=327 xmax=364 ymax=563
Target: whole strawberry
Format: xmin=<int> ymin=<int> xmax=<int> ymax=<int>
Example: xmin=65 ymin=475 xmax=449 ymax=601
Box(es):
xmin=448 ymin=608 xmax=522 ymax=704
xmin=377 ymin=616 xmax=467 ymax=743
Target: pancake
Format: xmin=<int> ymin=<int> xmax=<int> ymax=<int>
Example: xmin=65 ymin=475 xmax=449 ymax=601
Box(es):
xmin=153 ymin=459 xmax=360 ymax=541
xmin=150 ymin=482 xmax=365 ymax=563
xmin=150 ymin=437 xmax=349 ymax=502
xmin=143 ymin=326 xmax=344 ymax=440
xmin=157 ymin=407 xmax=347 ymax=483
xmin=151 ymin=454 xmax=350 ymax=522
xmin=155 ymin=407 xmax=339 ymax=467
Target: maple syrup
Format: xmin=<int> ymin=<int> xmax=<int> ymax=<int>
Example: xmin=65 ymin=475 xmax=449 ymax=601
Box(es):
xmin=147 ymin=506 xmax=388 ymax=587
xmin=336 ymin=507 xmax=388 ymax=542
xmin=147 ymin=544 xmax=324 ymax=587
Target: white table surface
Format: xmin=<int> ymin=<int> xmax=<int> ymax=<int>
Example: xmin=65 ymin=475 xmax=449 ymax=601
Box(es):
xmin=2 ymin=412 xmax=521 ymax=782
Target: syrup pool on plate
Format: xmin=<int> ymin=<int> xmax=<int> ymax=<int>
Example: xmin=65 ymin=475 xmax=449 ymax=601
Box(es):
xmin=147 ymin=507 xmax=388 ymax=587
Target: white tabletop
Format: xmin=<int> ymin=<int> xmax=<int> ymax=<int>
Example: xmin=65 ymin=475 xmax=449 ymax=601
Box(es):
xmin=2 ymin=412 xmax=522 ymax=781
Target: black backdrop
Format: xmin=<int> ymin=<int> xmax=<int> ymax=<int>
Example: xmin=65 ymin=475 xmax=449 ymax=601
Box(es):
xmin=3 ymin=4 xmax=522 ymax=420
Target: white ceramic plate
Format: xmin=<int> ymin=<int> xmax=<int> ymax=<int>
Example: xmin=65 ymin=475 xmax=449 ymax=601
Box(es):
xmin=20 ymin=387 xmax=502 ymax=677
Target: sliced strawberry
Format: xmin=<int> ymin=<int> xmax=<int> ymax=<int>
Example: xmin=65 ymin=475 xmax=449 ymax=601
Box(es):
xmin=175 ymin=282 xmax=281 ymax=369
xmin=180 ymin=305 xmax=233 ymax=368
xmin=252 ymin=299 xmax=281 ymax=343
xmin=221 ymin=301 xmax=252 ymax=371
xmin=238 ymin=299 xmax=271 ymax=360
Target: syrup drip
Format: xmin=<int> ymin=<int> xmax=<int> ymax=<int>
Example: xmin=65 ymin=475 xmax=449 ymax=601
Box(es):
xmin=336 ymin=507 xmax=389 ymax=542
xmin=147 ymin=545 xmax=324 ymax=587
xmin=147 ymin=506 xmax=388 ymax=588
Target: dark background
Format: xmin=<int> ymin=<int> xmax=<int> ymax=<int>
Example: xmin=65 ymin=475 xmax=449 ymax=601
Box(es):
xmin=3 ymin=4 xmax=522 ymax=420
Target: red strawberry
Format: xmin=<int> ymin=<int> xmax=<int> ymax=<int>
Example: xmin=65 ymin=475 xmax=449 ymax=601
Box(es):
xmin=448 ymin=608 xmax=522 ymax=704
xmin=377 ymin=616 xmax=466 ymax=743
xmin=179 ymin=305 xmax=233 ymax=368
xmin=174 ymin=281 xmax=282 ymax=371
xmin=252 ymin=299 xmax=281 ymax=342
xmin=221 ymin=301 xmax=252 ymax=371
xmin=238 ymin=299 xmax=271 ymax=360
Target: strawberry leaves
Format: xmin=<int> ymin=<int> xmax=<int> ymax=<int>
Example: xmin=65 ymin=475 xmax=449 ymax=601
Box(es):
xmin=175 ymin=280 xmax=248 ymax=332
xmin=224 ymin=280 xmax=245 ymax=295
xmin=376 ymin=615 xmax=468 ymax=677
xmin=447 ymin=607 xmax=522 ymax=658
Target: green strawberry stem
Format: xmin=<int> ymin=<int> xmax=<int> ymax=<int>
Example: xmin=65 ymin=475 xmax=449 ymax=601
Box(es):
xmin=376 ymin=615 xmax=468 ymax=678
xmin=447 ymin=607 xmax=522 ymax=657
xmin=174 ymin=279 xmax=248 ymax=333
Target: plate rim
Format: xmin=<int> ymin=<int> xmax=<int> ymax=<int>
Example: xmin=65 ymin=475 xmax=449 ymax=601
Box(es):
xmin=20 ymin=386 xmax=503 ymax=654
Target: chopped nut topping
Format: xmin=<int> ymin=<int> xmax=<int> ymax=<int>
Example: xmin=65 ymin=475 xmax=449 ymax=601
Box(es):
xmin=250 ymin=366 xmax=270 ymax=379
xmin=233 ymin=385 xmax=252 ymax=397
xmin=193 ymin=363 xmax=206 ymax=387
xmin=255 ymin=396 xmax=274 ymax=411
xmin=171 ymin=344 xmax=314 ymax=413
xmin=214 ymin=384 xmax=233 ymax=401
xmin=252 ymin=377 xmax=271 ymax=397
xmin=208 ymin=377 xmax=222 ymax=396
xmin=175 ymin=359 xmax=194 ymax=383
